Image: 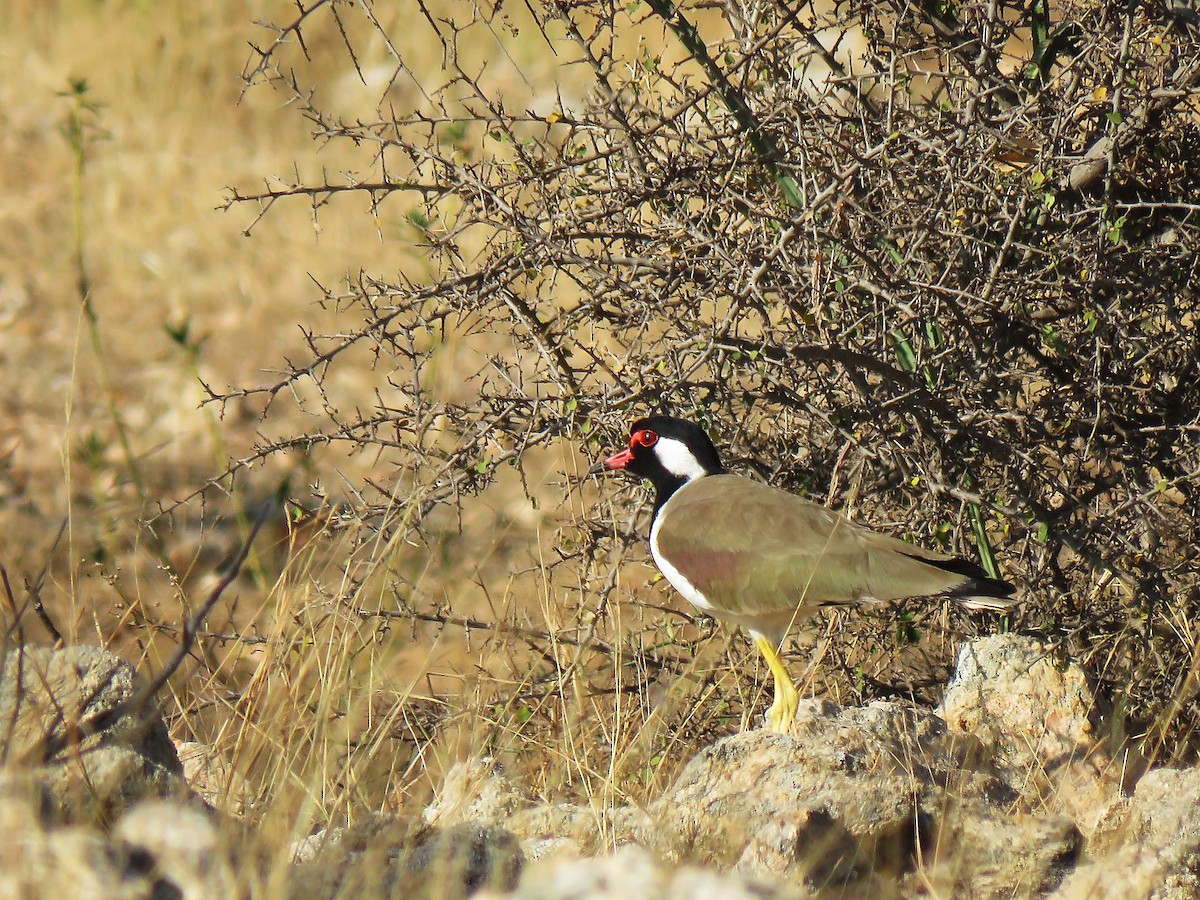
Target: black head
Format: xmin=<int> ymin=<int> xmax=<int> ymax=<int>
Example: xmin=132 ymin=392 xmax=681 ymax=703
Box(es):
xmin=593 ymin=416 xmax=725 ymax=510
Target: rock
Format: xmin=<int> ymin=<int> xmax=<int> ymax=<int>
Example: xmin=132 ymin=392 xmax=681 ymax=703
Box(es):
xmin=917 ymin=801 xmax=1081 ymax=897
xmin=0 ymin=645 xmax=186 ymax=824
xmin=504 ymin=843 xmax=807 ymax=900
xmin=424 ymin=757 xmax=531 ymax=828
xmin=1050 ymin=767 xmax=1200 ymax=900
xmin=407 ymin=822 xmax=523 ymax=894
xmin=20 ymin=828 xmax=144 ymax=899
xmin=732 ymin=808 xmax=862 ymax=886
xmin=0 ymin=782 xmax=157 ymax=899
xmin=176 ymin=740 xmax=256 ymax=817
xmin=522 ymin=836 xmax=583 ymax=862
xmin=0 ymin=770 xmax=53 ymax=831
xmin=291 ymin=824 xmax=345 ymax=865
xmin=508 ymin=802 xmax=642 ymax=858
xmin=424 ymin=759 xmax=639 ymax=859
xmin=939 ymin=634 xmax=1098 ymax=775
xmin=1046 ymin=748 xmax=1145 ymax=840
xmin=290 ymin=815 xmax=523 ymax=899
xmin=639 ymin=702 xmax=997 ymax=867
xmin=638 ymin=700 xmax=1078 ymax=897
xmin=938 ymin=634 xmax=1136 ymax=838
xmin=115 ymin=799 xmax=241 ymax=899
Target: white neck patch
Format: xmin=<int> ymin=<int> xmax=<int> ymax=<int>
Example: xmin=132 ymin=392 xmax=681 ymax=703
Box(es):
xmin=654 ymin=436 xmax=710 ymax=482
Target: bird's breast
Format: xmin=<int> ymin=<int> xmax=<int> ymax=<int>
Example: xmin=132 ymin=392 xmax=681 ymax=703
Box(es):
xmin=649 ymin=511 xmax=719 ymax=613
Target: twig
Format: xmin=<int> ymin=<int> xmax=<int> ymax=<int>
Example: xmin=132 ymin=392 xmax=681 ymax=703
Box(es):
xmin=24 ymin=520 xmax=67 ymax=647
xmin=135 ymin=498 xmax=273 ymax=704
xmin=36 ymin=497 xmax=274 ymax=759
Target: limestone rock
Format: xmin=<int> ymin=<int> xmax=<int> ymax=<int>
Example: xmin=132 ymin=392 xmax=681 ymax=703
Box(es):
xmin=0 ymin=645 xmax=186 ymax=824
xmin=0 ymin=783 xmax=156 ymax=899
xmin=176 ymin=740 xmax=257 ymax=817
xmin=290 ymin=815 xmax=523 ymax=899
xmin=938 ymin=634 xmax=1135 ymax=838
xmin=424 ymin=757 xmax=531 ymax=828
xmin=638 ymin=700 xmax=1078 ymax=897
xmin=917 ymin=799 xmax=1081 ymax=897
xmin=115 ymin=799 xmax=241 ymax=899
xmin=503 ymin=844 xmax=807 ymax=900
xmin=639 ymin=702 xmax=1002 ymax=866
xmin=1050 ymin=767 xmax=1200 ymax=900
xmin=939 ymin=634 xmax=1098 ymax=774
xmin=424 ymin=759 xmax=641 ymax=858
xmin=732 ymin=807 xmax=862 ymax=886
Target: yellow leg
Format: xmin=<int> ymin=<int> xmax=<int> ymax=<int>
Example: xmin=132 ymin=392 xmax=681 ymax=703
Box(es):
xmin=754 ymin=636 xmax=799 ymax=733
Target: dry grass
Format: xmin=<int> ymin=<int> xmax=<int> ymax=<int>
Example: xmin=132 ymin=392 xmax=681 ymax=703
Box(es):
xmin=4 ymin=2 xmax=1200 ymax=896
xmin=0 ymin=0 xmax=791 ymax=867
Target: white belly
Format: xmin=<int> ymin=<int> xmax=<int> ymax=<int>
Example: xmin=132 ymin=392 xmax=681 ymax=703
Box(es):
xmin=649 ymin=512 xmax=718 ymax=613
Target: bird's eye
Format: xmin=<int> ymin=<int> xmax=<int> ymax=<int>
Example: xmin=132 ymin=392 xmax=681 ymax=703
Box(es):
xmin=631 ymin=429 xmax=658 ymax=448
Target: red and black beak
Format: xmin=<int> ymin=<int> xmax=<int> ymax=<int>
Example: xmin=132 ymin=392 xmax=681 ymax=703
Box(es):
xmin=587 ymin=447 xmax=634 ymax=475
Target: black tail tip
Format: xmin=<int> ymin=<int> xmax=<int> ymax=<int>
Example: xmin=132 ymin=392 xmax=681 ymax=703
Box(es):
xmin=948 ymin=573 xmax=1017 ymax=610
xmin=921 ymin=555 xmax=1016 ymax=608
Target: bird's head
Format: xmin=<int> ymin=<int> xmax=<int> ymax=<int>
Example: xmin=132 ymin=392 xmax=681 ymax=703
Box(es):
xmin=591 ymin=416 xmax=725 ymax=490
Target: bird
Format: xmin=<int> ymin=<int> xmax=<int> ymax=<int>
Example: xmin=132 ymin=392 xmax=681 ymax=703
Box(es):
xmin=591 ymin=415 xmax=1016 ymax=733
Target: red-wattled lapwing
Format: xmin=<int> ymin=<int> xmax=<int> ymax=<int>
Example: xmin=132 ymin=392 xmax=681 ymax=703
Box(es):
xmin=592 ymin=415 xmax=1016 ymax=733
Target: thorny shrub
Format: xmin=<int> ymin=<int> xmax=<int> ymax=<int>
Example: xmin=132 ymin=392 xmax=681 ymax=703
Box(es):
xmin=216 ymin=0 xmax=1200 ymax=786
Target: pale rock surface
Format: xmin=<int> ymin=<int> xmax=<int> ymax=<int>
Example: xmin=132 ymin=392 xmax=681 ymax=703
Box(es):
xmin=425 ymin=758 xmax=636 ymax=858
xmin=0 ymin=785 xmax=155 ymax=899
xmin=732 ymin=807 xmax=862 ymax=886
xmin=1050 ymin=767 xmax=1200 ymax=900
xmin=424 ymin=756 xmax=530 ymax=828
xmin=938 ymin=633 xmax=1137 ymax=838
xmin=290 ymin=815 xmax=524 ymax=899
xmin=0 ymin=645 xmax=186 ymax=824
xmin=115 ymin=799 xmax=241 ymax=899
xmin=8 ymin=637 xmax=1200 ymax=899
xmin=176 ymin=740 xmax=257 ymax=817
xmin=939 ymin=634 xmax=1097 ymax=773
xmin=14 ymin=827 xmax=144 ymax=899
xmin=638 ymin=701 xmax=1080 ymax=897
xmin=490 ymin=844 xmax=808 ymax=900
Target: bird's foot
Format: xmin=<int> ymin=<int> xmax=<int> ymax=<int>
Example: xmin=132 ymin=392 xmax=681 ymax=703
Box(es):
xmin=765 ymin=674 xmax=799 ymax=733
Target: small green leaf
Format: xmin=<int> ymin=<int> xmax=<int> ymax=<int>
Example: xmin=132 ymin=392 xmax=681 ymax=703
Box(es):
xmin=777 ymin=174 xmax=804 ymax=209
xmin=934 ymin=521 xmax=953 ymax=547
xmin=896 ymin=611 xmax=921 ymax=645
xmin=924 ymin=319 xmax=945 ymax=351
xmin=164 ymin=316 xmax=191 ymax=347
xmin=968 ymin=503 xmax=1000 ymax=579
xmin=1040 ymin=323 xmax=1066 ymax=353
xmin=1106 ymin=214 xmax=1127 ymax=245
xmin=879 ymin=238 xmax=906 ymax=269
xmin=888 ymin=330 xmax=918 ymax=373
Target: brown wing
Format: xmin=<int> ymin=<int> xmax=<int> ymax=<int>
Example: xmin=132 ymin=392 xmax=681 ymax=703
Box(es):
xmin=654 ymin=475 xmax=984 ymax=620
